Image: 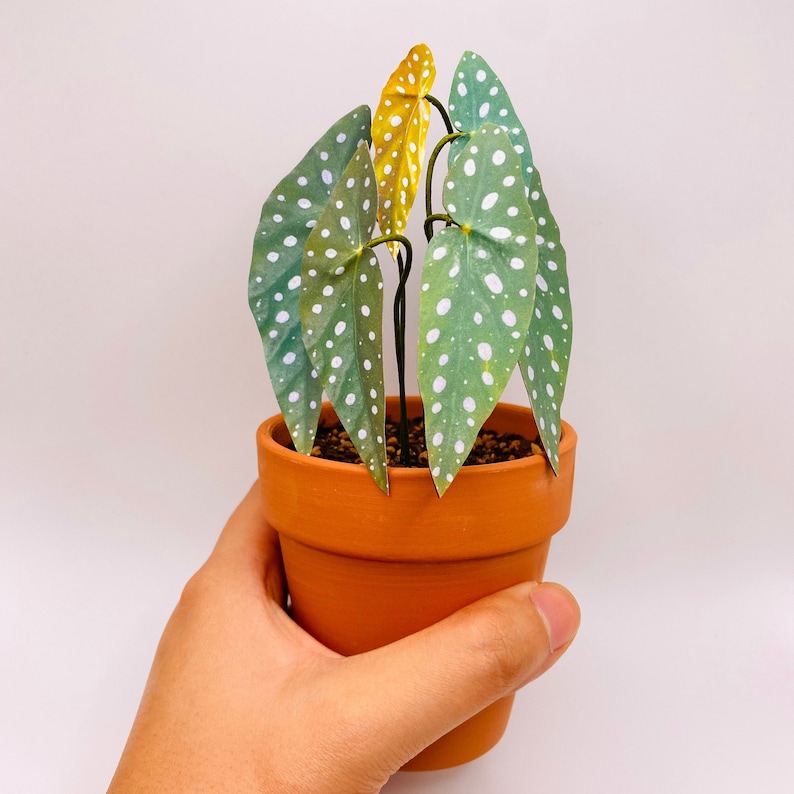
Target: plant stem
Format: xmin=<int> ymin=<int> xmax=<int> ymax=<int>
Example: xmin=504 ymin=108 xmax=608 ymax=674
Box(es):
xmin=425 ymin=94 xmax=455 ymax=135
xmin=424 ymin=132 xmax=466 ymax=234
xmin=392 ymin=248 xmax=411 ymax=467
xmin=424 ymin=213 xmax=455 ymax=242
xmin=367 ymin=234 xmax=413 ymax=466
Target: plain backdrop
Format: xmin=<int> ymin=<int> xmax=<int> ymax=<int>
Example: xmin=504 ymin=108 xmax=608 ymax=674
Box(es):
xmin=2 ymin=1 xmax=792 ymax=791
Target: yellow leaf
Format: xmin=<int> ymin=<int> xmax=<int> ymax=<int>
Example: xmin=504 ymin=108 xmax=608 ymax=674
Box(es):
xmin=372 ymin=43 xmax=435 ymax=257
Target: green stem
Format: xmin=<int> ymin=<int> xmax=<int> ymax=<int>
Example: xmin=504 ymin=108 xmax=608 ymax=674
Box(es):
xmin=424 ymin=132 xmax=466 ymax=236
xmin=367 ymin=234 xmax=412 ymax=466
xmin=424 ymin=213 xmax=455 ymax=242
xmin=425 ymin=94 xmax=454 ymax=135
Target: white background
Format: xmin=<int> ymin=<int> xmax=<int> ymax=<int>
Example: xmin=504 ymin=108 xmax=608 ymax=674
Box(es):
xmin=2 ymin=1 xmax=793 ymax=791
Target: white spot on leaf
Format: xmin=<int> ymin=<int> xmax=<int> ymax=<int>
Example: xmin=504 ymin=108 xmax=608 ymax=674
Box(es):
xmin=481 ymin=192 xmax=499 ymax=210
xmin=484 ymin=273 xmax=503 ymax=294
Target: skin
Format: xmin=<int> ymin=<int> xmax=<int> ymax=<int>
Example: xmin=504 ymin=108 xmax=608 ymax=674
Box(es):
xmin=108 ymin=484 xmax=580 ymax=793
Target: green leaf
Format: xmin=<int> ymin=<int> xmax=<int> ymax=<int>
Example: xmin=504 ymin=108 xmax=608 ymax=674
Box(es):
xmin=519 ymin=165 xmax=572 ymax=473
xmin=418 ymin=124 xmax=538 ymax=495
xmin=447 ymin=50 xmax=573 ymax=472
xmin=447 ymin=51 xmax=533 ymax=186
xmin=300 ymin=143 xmax=389 ymax=493
xmin=248 ymin=106 xmax=372 ymax=453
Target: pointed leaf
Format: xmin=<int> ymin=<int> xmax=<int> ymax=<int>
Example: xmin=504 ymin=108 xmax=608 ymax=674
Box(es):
xmin=249 ymin=106 xmax=372 ymax=452
xmin=418 ymin=125 xmax=538 ymax=495
xmin=447 ymin=51 xmax=573 ymax=471
xmin=372 ymin=43 xmax=435 ymax=257
xmin=300 ymin=143 xmax=388 ymax=493
xmin=447 ymin=51 xmax=533 ymax=187
xmin=519 ymin=165 xmax=572 ymax=472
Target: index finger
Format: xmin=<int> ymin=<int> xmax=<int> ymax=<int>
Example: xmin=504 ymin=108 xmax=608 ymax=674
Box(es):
xmin=209 ymin=481 xmax=285 ymax=602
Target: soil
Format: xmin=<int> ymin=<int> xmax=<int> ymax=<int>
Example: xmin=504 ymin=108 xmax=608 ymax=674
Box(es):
xmin=300 ymin=414 xmax=546 ymax=468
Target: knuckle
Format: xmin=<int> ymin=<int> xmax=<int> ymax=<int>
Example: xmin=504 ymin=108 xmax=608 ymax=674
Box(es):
xmin=177 ymin=566 xmax=216 ymax=610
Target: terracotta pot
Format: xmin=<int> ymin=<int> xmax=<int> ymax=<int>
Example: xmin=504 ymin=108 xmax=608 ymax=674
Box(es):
xmin=256 ymin=396 xmax=577 ymax=770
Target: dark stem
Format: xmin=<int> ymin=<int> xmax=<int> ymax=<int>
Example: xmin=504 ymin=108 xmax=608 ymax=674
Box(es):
xmin=425 ymin=94 xmax=455 ymax=134
xmin=424 ymin=132 xmax=466 ymax=236
xmin=367 ymin=234 xmax=413 ymax=466
xmin=395 ymin=251 xmax=410 ymax=464
xmin=424 ymin=213 xmax=455 ymax=242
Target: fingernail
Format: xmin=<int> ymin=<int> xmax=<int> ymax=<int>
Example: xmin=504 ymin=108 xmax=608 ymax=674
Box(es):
xmin=529 ymin=584 xmax=580 ymax=652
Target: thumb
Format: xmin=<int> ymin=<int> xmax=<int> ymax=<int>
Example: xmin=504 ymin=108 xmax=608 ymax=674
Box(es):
xmin=339 ymin=581 xmax=580 ymax=770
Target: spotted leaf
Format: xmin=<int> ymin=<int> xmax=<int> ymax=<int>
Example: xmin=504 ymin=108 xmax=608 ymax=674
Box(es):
xmin=372 ymin=43 xmax=435 ymax=258
xmin=447 ymin=51 xmax=572 ymax=471
xmin=249 ymin=106 xmax=372 ymax=453
xmin=418 ymin=124 xmax=538 ymax=495
xmin=447 ymin=50 xmax=533 ymax=188
xmin=300 ymin=143 xmax=388 ymax=493
xmin=519 ymin=166 xmax=572 ymax=473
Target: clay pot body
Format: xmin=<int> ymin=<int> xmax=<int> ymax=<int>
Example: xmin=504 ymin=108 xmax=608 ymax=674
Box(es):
xmin=256 ymin=396 xmax=577 ymax=770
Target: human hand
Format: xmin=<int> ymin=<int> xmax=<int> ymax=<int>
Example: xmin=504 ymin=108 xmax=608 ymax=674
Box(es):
xmin=108 ymin=484 xmax=579 ymax=793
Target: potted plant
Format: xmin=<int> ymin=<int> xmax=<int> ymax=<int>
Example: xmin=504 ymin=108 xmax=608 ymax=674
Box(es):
xmin=249 ymin=44 xmax=576 ymax=770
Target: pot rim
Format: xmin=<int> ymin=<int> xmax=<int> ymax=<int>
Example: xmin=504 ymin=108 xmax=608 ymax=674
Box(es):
xmin=257 ymin=396 xmax=576 ymax=482
xmin=256 ymin=396 xmax=577 ymax=560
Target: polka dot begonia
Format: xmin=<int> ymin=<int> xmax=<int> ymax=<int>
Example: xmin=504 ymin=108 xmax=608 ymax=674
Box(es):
xmin=372 ymin=43 xmax=435 ymax=259
xmin=249 ymin=44 xmax=572 ymax=494
xmin=446 ymin=51 xmax=534 ymax=190
xmin=248 ymin=106 xmax=371 ymax=454
xmin=518 ymin=165 xmax=572 ymax=472
xmin=417 ymin=124 xmax=539 ymax=495
xmin=444 ymin=49 xmax=573 ymax=473
xmin=299 ymin=142 xmax=389 ymax=493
